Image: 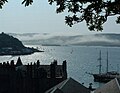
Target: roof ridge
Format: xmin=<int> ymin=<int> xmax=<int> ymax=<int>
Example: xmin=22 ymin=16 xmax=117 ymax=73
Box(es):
xmin=59 ymin=77 xmax=70 ymax=89
xmin=115 ymin=78 xmax=120 ymax=91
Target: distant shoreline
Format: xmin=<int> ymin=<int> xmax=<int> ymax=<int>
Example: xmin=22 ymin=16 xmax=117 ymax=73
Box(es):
xmin=0 ymin=32 xmax=44 ymax=56
xmin=0 ymin=47 xmax=44 ymax=56
xmin=24 ymin=44 xmax=120 ymax=48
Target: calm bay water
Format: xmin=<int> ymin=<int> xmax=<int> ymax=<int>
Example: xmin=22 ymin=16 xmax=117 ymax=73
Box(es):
xmin=0 ymin=45 xmax=120 ymax=88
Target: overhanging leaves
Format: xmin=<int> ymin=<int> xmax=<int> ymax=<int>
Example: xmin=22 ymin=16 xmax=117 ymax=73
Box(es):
xmin=0 ymin=0 xmax=120 ymax=31
xmin=48 ymin=0 xmax=120 ymax=31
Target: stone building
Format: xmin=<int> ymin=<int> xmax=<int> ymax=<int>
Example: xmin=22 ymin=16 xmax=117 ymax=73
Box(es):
xmin=0 ymin=57 xmax=67 ymax=93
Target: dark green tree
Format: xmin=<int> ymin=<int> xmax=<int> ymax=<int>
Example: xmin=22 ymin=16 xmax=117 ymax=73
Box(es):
xmin=0 ymin=0 xmax=120 ymax=31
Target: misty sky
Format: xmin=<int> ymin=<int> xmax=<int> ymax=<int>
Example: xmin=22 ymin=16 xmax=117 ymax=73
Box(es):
xmin=0 ymin=0 xmax=120 ymax=35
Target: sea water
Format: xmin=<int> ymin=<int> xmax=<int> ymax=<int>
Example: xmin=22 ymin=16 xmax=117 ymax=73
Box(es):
xmin=0 ymin=45 xmax=120 ymax=88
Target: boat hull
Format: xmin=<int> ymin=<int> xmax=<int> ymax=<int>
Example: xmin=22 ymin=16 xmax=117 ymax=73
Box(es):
xmin=93 ymin=73 xmax=120 ymax=83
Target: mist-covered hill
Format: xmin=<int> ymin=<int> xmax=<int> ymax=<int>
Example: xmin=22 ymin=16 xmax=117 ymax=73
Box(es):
xmin=9 ymin=33 xmax=120 ymax=47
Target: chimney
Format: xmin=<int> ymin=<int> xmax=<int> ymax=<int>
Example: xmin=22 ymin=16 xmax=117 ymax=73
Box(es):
xmin=10 ymin=60 xmax=14 ymax=66
xmin=50 ymin=62 xmax=56 ymax=78
xmin=62 ymin=60 xmax=67 ymax=79
xmin=37 ymin=60 xmax=40 ymax=68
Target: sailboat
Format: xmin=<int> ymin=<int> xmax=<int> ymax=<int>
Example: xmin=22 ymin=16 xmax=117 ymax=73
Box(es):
xmin=92 ymin=50 xmax=120 ymax=83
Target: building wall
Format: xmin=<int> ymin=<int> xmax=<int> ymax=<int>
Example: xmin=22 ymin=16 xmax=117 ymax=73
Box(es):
xmin=0 ymin=59 xmax=67 ymax=93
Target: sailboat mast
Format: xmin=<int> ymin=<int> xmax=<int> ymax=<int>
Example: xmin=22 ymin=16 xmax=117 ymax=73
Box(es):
xmin=106 ymin=51 xmax=109 ymax=73
xmin=98 ymin=50 xmax=102 ymax=74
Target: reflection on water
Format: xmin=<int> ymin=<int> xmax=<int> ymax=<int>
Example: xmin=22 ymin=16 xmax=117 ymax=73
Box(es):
xmin=0 ymin=45 xmax=120 ymax=88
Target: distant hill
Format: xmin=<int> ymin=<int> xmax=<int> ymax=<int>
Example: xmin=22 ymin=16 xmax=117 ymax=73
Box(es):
xmin=9 ymin=33 xmax=120 ymax=47
xmin=0 ymin=32 xmax=42 ymax=55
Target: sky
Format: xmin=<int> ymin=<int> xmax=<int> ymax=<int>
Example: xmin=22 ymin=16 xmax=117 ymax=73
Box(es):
xmin=0 ymin=0 xmax=120 ymax=35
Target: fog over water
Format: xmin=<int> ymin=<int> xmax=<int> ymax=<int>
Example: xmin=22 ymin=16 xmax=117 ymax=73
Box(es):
xmin=10 ymin=33 xmax=120 ymax=46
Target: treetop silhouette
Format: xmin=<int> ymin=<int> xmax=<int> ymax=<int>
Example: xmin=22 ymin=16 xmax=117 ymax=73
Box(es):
xmin=0 ymin=0 xmax=120 ymax=31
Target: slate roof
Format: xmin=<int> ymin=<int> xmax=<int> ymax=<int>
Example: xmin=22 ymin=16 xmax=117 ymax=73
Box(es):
xmin=50 ymin=88 xmax=63 ymax=93
xmin=94 ymin=78 xmax=120 ymax=93
xmin=45 ymin=77 xmax=90 ymax=93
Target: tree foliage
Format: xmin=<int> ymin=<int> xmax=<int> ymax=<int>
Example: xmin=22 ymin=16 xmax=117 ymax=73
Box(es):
xmin=0 ymin=0 xmax=120 ymax=31
xmin=48 ymin=0 xmax=120 ymax=31
xmin=0 ymin=0 xmax=8 ymax=8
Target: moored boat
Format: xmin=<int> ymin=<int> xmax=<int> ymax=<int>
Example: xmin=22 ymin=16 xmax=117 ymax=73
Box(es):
xmin=92 ymin=50 xmax=120 ymax=83
xmin=93 ymin=71 xmax=120 ymax=83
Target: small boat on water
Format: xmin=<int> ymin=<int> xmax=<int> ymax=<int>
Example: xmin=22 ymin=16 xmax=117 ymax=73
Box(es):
xmin=92 ymin=50 xmax=120 ymax=83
